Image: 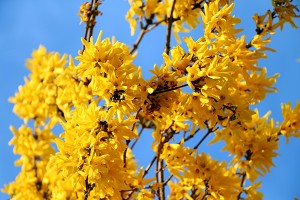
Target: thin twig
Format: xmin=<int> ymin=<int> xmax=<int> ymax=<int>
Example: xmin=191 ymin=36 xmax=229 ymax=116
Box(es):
xmin=190 ymin=186 xmax=200 ymax=199
xmin=201 ymin=180 xmax=210 ymax=200
xmin=83 ymin=0 xmax=95 ymax=43
xmin=83 ymin=0 xmax=95 ymax=44
xmin=144 ymin=155 xmax=157 ymax=178
xmin=193 ymin=122 xmax=218 ymax=150
xmin=156 ymin=123 xmax=176 ymax=200
xmin=88 ymin=0 xmax=100 ymax=39
xmin=193 ymin=131 xmax=211 ymax=150
xmin=84 ymin=176 xmax=95 ymax=200
xmin=151 ymin=84 xmax=188 ymax=95
xmin=82 ymin=0 xmax=101 ymax=51
xmin=124 ymin=108 xmax=142 ymax=168
xmin=237 ymin=150 xmax=253 ymax=199
xmin=164 ymin=0 xmax=177 ymax=55
xmin=156 ymin=141 xmax=165 ymax=200
xmin=156 ymin=153 xmax=161 ymax=198
xmin=130 ymin=127 xmax=144 ymax=149
xmin=123 ymin=155 xmax=157 ymax=200
xmin=147 ymin=19 xmax=166 ymax=32
xmin=160 ymin=159 xmax=166 ymax=200
xmin=237 ymin=172 xmax=246 ymax=199
xmin=182 ymin=128 xmax=200 ymax=143
xmin=163 ymin=174 xmax=173 ymax=187
xmin=130 ymin=29 xmax=147 ymax=54
xmin=201 ymin=192 xmax=209 ymax=200
xmin=84 ymin=176 xmax=90 ymax=200
xmin=130 ymin=19 xmax=165 ymax=54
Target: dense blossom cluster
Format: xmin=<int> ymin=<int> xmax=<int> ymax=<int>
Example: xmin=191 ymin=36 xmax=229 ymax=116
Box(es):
xmin=127 ymin=0 xmax=206 ymax=41
xmin=3 ymin=0 xmax=299 ymax=199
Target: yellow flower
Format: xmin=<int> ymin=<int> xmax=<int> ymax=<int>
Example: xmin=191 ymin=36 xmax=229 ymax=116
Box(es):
xmin=48 ymin=101 xmax=139 ymax=199
xmin=127 ymin=0 xmax=205 ymax=40
xmin=201 ymin=1 xmax=242 ymax=39
xmin=9 ymin=46 xmax=69 ymax=125
xmin=77 ymin=31 xmax=147 ymax=120
xmin=280 ymin=102 xmax=300 ymax=143
xmin=212 ymin=109 xmax=280 ymax=182
xmin=165 ymin=145 xmax=242 ymax=200
xmin=244 ymin=182 xmax=264 ymax=200
xmin=272 ymin=0 xmax=300 ymax=30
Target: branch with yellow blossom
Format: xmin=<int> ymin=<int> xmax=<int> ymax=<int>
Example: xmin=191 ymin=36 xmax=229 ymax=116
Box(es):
xmin=162 ymin=121 xmax=218 ymax=188
xmin=194 ymin=121 xmax=218 ymax=150
xmin=84 ymin=176 xmax=95 ymax=200
xmin=151 ymin=84 xmax=188 ymax=95
xmin=246 ymin=2 xmax=299 ymax=51
xmin=79 ymin=0 xmax=103 ymax=51
xmin=156 ymin=123 xmax=177 ymax=200
xmin=237 ymin=149 xmax=253 ymax=199
xmin=5 ymin=1 xmax=300 ymax=199
xmin=124 ymin=108 xmax=142 ymax=168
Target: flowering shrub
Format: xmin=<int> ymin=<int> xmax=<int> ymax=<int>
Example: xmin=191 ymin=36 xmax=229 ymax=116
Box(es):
xmin=3 ymin=0 xmax=300 ymax=199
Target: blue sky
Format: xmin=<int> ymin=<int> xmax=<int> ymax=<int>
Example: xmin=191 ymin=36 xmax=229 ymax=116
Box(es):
xmin=0 ymin=1 xmax=299 ymax=199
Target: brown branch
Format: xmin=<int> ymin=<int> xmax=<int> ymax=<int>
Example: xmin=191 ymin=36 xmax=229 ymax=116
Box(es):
xmin=160 ymin=159 xmax=166 ymax=200
xmin=156 ymin=155 xmax=166 ymax=200
xmin=83 ymin=0 xmax=95 ymax=43
xmin=156 ymin=123 xmax=177 ymax=200
xmin=89 ymin=0 xmax=101 ymax=38
xmin=151 ymin=84 xmax=188 ymax=95
xmin=123 ymin=155 xmax=157 ymax=200
xmin=182 ymin=128 xmax=200 ymax=142
xmin=190 ymin=186 xmax=200 ymax=199
xmin=84 ymin=176 xmax=90 ymax=200
xmin=201 ymin=180 xmax=210 ymax=200
xmin=237 ymin=150 xmax=253 ymax=199
xmin=162 ymin=174 xmax=173 ymax=187
xmin=164 ymin=0 xmax=177 ymax=55
xmin=144 ymin=155 xmax=157 ymax=178
xmin=130 ymin=19 xmax=166 ymax=54
xmin=193 ymin=122 xmax=218 ymax=150
xmin=130 ymin=29 xmax=147 ymax=54
xmin=147 ymin=19 xmax=166 ymax=32
xmin=156 ymin=153 xmax=161 ymax=199
xmin=130 ymin=127 xmax=144 ymax=149
xmin=84 ymin=176 xmax=95 ymax=200
xmin=31 ymin=128 xmax=45 ymax=195
xmin=156 ymin=139 xmax=165 ymax=200
xmin=237 ymin=172 xmax=246 ymax=199
xmin=123 ymin=108 xmax=142 ymax=168
xmin=201 ymin=192 xmax=209 ymax=200
xmin=82 ymin=0 xmax=102 ymax=51
xmin=56 ymin=106 xmax=66 ymax=122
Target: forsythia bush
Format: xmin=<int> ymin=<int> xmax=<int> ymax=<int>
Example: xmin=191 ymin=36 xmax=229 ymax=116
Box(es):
xmin=3 ymin=0 xmax=300 ymax=199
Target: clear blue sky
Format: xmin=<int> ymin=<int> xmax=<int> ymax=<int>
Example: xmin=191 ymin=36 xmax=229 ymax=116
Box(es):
xmin=0 ymin=1 xmax=299 ymax=199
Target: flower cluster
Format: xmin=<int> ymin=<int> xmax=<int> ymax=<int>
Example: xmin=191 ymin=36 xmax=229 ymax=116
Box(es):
xmin=48 ymin=102 xmax=138 ymax=199
xmin=251 ymin=0 xmax=299 ymax=52
xmin=76 ymin=33 xmax=148 ymax=120
xmin=126 ymin=0 xmax=207 ymax=41
xmin=280 ymin=102 xmax=300 ymax=143
xmin=161 ymin=143 xmax=242 ymax=199
xmin=78 ymin=1 xmax=102 ymax=24
xmin=3 ymin=47 xmax=72 ymax=199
